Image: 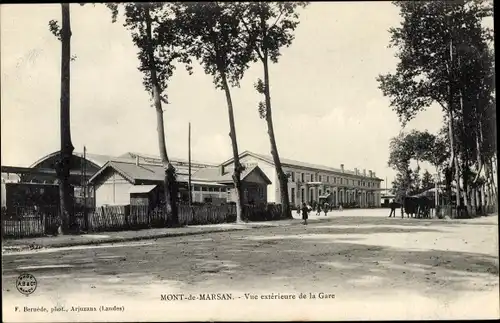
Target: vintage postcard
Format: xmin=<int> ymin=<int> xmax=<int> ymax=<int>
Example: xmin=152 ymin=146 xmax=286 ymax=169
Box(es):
xmin=1 ymin=1 xmax=498 ymax=322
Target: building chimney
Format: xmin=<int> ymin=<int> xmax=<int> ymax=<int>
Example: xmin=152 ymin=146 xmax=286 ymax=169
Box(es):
xmin=340 ymin=164 xmax=344 ymax=172
xmin=135 ymin=156 xmax=140 ymax=166
xmin=219 ymin=164 xmax=225 ymax=176
xmin=369 ymin=170 xmax=373 ymax=177
xmin=354 ymin=167 xmax=358 ymax=175
xmin=373 ymin=172 xmax=376 ymax=177
xmin=363 ymin=169 xmax=366 ymax=177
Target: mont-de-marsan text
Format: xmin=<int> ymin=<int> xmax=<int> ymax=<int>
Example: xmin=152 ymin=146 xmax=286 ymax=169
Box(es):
xmin=161 ymin=293 xmax=233 ymax=301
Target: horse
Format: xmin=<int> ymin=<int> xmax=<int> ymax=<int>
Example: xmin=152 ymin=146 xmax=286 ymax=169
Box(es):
xmin=403 ymin=196 xmax=433 ymax=218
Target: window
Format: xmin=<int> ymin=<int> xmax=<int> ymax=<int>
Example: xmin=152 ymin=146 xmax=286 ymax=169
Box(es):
xmin=301 ymin=173 xmax=305 ymax=182
xmin=334 ymin=177 xmax=337 ymax=184
xmin=257 ymin=187 xmax=264 ymax=198
xmin=202 ymin=187 xmax=208 ymax=192
xmin=319 ymin=175 xmax=322 ymax=182
xmin=358 ymin=180 xmax=360 ymax=186
xmin=291 ymin=172 xmax=295 ymax=182
xmin=327 ymin=176 xmax=329 ymax=183
xmin=291 ymin=188 xmax=295 ymax=204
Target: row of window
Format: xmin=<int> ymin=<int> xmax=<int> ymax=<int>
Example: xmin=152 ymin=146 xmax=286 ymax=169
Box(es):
xmin=287 ymin=171 xmax=379 ymax=188
xmin=290 ymin=187 xmax=378 ymax=204
xmin=193 ymin=186 xmax=227 ymax=192
xmin=192 ymin=185 xmax=264 ymax=199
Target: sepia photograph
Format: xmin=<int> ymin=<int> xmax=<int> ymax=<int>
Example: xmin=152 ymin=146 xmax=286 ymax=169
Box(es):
xmin=1 ymin=1 xmax=498 ymax=321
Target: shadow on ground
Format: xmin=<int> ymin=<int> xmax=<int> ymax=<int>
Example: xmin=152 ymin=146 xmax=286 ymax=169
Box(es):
xmin=2 ymin=218 xmax=498 ymax=299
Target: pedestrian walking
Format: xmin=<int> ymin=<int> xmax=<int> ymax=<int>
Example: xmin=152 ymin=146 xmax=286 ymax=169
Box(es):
xmin=301 ymin=202 xmax=309 ymax=225
xmin=323 ymin=202 xmax=329 ymax=216
xmin=316 ymin=203 xmax=322 ymax=216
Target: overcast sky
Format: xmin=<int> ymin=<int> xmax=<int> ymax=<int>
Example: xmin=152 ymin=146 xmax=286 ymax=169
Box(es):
xmin=1 ymin=2 xmax=446 ymax=185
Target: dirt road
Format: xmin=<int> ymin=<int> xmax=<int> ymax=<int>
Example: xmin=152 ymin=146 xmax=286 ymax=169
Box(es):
xmin=3 ymin=210 xmax=499 ymax=321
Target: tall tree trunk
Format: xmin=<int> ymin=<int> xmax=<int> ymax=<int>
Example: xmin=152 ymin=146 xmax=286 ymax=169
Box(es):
xmin=487 ymin=158 xmax=497 ymax=211
xmin=446 ymin=110 xmax=459 ymax=212
xmin=488 ymin=157 xmax=497 ymax=199
xmin=472 ymin=101 xmax=484 ymax=185
xmin=485 ymin=161 xmax=494 ymax=208
xmin=454 ymin=155 xmax=461 ymax=209
xmin=470 ymin=186 xmax=476 ymax=216
xmin=56 ymin=3 xmax=75 ymax=235
xmin=462 ymin=162 xmax=469 ymax=209
xmin=475 ymin=186 xmax=482 ymax=215
xmin=220 ymin=71 xmax=244 ymax=223
xmin=144 ymin=7 xmax=178 ymax=226
xmin=262 ymin=55 xmax=292 ymax=219
xmin=481 ymin=183 xmax=487 ymax=210
xmin=434 ymin=166 xmax=440 ymax=210
xmin=447 ymin=29 xmax=461 ymax=210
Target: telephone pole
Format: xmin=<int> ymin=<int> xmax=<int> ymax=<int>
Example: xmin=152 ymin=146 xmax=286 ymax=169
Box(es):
xmin=83 ymin=146 xmax=88 ymax=231
xmin=188 ymin=122 xmax=192 ymax=207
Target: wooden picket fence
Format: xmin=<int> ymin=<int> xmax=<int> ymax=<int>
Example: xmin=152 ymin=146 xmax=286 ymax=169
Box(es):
xmin=84 ymin=204 xmax=238 ymax=232
xmin=242 ymin=203 xmax=283 ymax=221
xmin=178 ymin=204 xmax=237 ymax=225
xmin=90 ymin=205 xmax=130 ymax=231
xmin=1 ymin=205 xmax=81 ymax=239
xmin=2 ymin=203 xmax=288 ymax=239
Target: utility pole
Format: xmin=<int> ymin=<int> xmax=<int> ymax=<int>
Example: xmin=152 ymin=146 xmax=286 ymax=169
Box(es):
xmin=188 ymin=122 xmax=192 ymax=207
xmin=83 ymin=146 xmax=88 ymax=231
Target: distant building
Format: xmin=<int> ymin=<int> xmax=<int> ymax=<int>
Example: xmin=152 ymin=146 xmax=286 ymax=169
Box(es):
xmin=87 ymin=158 xmax=271 ymax=207
xmin=2 ymin=150 xmax=382 ymax=209
xmin=1 ymin=151 xmax=217 ymax=208
xmin=220 ymin=151 xmax=384 ymax=207
xmin=380 ymin=189 xmax=396 ymax=208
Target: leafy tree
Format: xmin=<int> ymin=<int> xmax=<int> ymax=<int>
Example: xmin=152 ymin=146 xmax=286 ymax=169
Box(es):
xmin=238 ymin=2 xmax=308 ymax=219
xmin=48 ymin=3 xmax=75 ymax=234
xmin=173 ymin=2 xmax=256 ymax=222
xmin=390 ymin=166 xmax=414 ymax=202
xmin=107 ymin=3 xmax=192 ymax=226
xmin=378 ymin=0 xmax=494 ymax=210
xmin=421 ymin=169 xmax=435 ymax=191
xmin=388 ymin=129 xmax=449 ymax=201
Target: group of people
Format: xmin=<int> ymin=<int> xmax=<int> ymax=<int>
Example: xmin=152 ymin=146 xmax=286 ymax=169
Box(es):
xmin=297 ymin=201 xmax=343 ymax=225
